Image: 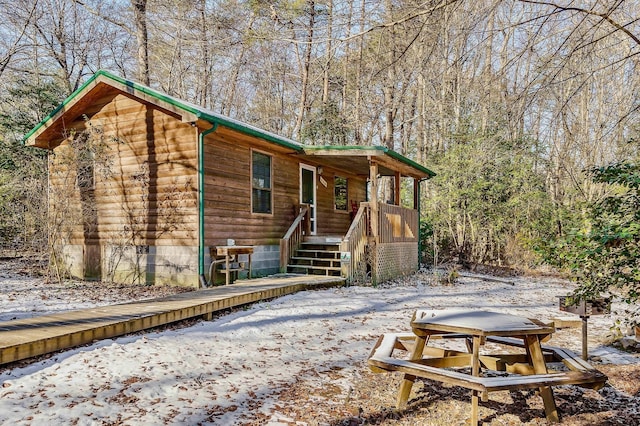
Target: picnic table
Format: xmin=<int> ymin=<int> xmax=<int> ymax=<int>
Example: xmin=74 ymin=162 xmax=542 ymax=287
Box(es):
xmin=368 ymin=309 xmax=607 ymax=425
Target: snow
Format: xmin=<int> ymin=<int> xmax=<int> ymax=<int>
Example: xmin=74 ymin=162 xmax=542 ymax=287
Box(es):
xmin=412 ymin=309 xmax=548 ymax=332
xmin=0 ymin=271 xmax=638 ymax=425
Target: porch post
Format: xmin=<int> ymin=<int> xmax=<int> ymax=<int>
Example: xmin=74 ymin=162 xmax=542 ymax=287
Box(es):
xmin=369 ymin=161 xmax=379 ymax=241
xmin=369 ymin=160 xmax=379 ymax=285
xmin=394 ymin=171 xmax=401 ymax=205
xmin=415 ymin=178 xmax=421 ymax=268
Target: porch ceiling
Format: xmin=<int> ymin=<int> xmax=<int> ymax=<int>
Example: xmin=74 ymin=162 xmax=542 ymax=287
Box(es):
xmin=298 ymin=146 xmax=435 ymax=179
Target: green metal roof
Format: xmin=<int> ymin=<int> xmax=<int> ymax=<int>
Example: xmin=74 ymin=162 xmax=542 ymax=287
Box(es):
xmin=24 ymin=69 xmax=303 ymax=152
xmin=24 ymin=70 xmax=435 ymax=178
xmin=302 ymin=145 xmax=436 ymax=178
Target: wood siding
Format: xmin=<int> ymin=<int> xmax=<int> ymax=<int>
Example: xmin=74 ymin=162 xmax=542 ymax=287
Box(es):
xmin=203 ymin=130 xmax=297 ymax=247
xmin=314 ymin=167 xmax=367 ymax=235
xmin=203 ymin=130 xmax=367 ymax=246
xmin=48 ymin=91 xmax=198 ymax=248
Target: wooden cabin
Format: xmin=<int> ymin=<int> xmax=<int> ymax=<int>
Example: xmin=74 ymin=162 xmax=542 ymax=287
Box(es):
xmin=25 ymin=70 xmax=435 ymax=288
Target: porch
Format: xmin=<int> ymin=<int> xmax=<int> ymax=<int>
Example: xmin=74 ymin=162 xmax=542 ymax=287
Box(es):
xmin=280 ymin=201 xmax=419 ymax=284
xmin=281 ymin=146 xmax=433 ymax=284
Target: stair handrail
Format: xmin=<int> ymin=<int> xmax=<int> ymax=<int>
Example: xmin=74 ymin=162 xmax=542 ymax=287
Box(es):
xmin=279 ymin=204 xmax=309 ymax=273
xmin=340 ymin=202 xmax=370 ymax=282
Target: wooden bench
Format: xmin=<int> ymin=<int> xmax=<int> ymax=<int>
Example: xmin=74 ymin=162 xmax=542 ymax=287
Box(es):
xmin=484 ymin=335 xmax=606 ymax=379
xmin=368 ymin=333 xmax=607 ymax=405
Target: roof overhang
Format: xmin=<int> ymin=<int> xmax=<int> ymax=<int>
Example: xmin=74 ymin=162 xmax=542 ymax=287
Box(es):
xmin=24 ymin=70 xmax=303 ymax=153
xmin=24 ymin=72 xmax=200 ymax=149
xmin=299 ymin=146 xmax=436 ymax=179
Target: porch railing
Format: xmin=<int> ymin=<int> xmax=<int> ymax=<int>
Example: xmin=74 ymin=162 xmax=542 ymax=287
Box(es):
xmin=279 ymin=205 xmax=309 ymax=273
xmin=377 ymin=202 xmax=418 ymax=243
xmin=340 ymin=202 xmax=370 ymax=283
xmin=279 ymin=201 xmax=418 ymax=282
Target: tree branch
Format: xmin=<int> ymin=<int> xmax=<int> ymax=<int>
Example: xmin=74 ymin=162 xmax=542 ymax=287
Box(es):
xmin=339 ymin=0 xmax=461 ymax=42
xmin=518 ymin=0 xmax=640 ymax=46
xmin=71 ymin=0 xmax=133 ymax=36
xmin=0 ymin=0 xmax=38 ymax=77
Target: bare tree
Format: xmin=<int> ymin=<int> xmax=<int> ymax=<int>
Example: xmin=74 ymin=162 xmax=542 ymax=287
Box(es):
xmin=132 ymin=0 xmax=150 ymax=85
xmin=0 ymin=0 xmax=39 ymax=78
xmin=292 ymin=0 xmax=318 ymax=140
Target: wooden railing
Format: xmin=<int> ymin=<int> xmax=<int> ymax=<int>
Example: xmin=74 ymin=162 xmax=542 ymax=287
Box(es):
xmin=280 ymin=201 xmax=417 ymax=281
xmin=279 ymin=205 xmax=310 ymax=273
xmin=340 ymin=202 xmax=370 ymax=282
xmin=377 ymin=202 xmax=418 ymax=244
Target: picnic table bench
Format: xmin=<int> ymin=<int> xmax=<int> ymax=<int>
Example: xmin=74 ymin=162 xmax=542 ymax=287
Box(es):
xmin=368 ymin=310 xmax=607 ymax=425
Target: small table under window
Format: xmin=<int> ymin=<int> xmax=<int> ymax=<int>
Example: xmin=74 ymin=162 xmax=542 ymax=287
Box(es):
xmin=211 ymin=246 xmax=253 ymax=285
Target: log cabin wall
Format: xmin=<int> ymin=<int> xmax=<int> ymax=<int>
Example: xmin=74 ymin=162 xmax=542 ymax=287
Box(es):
xmin=48 ymin=91 xmax=199 ymax=286
xmin=203 ymin=129 xmax=367 ymax=277
xmin=314 ymin=167 xmax=367 ymax=236
xmin=203 ymin=128 xmax=297 ymax=277
xmin=47 ymin=90 xmax=370 ymax=285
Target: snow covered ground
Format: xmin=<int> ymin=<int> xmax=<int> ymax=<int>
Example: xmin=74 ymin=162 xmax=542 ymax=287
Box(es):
xmin=0 ymin=263 xmax=192 ymax=322
xmin=0 ymin=269 xmax=638 ymax=425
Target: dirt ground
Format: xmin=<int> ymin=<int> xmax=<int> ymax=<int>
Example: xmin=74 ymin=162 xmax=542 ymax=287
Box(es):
xmin=1 ymin=257 xmax=639 ymax=425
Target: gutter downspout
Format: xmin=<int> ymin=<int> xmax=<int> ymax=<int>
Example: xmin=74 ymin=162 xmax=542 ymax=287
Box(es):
xmin=417 ymin=178 xmax=428 ymax=269
xmin=198 ymin=123 xmax=218 ymax=287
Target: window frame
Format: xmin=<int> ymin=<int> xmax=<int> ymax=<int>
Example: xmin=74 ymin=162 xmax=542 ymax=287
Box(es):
xmin=251 ymin=149 xmax=273 ymax=215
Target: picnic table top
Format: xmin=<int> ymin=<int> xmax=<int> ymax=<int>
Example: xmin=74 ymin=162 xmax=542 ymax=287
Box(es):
xmin=411 ymin=309 xmax=555 ymax=337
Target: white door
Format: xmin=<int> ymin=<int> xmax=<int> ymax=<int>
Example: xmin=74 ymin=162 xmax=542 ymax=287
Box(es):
xmin=300 ymin=164 xmax=317 ymax=235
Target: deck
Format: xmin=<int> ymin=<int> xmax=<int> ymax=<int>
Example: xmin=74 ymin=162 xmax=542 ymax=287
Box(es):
xmin=0 ymin=275 xmax=345 ymax=366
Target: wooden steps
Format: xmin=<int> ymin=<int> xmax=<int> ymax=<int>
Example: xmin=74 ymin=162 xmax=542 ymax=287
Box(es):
xmin=287 ymin=239 xmax=342 ymax=277
xmin=0 ymin=275 xmax=345 ymax=366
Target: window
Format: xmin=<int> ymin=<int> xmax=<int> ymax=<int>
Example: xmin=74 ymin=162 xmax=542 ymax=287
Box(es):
xmin=334 ymin=176 xmax=348 ymax=211
xmin=252 ymin=151 xmax=272 ymax=214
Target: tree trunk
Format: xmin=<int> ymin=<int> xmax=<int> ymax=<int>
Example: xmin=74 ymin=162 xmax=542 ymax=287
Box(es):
xmin=197 ymin=0 xmax=211 ymax=108
xmin=132 ymin=0 xmax=149 ymax=86
xmin=293 ymin=0 xmax=316 ymax=140
xmin=322 ymin=0 xmax=333 ymax=105
xmin=382 ymin=0 xmax=396 ymax=150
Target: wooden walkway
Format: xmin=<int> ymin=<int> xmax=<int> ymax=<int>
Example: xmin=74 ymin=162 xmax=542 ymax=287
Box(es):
xmin=0 ymin=275 xmax=345 ymax=366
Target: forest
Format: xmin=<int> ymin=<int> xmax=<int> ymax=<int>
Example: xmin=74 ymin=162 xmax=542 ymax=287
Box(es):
xmin=0 ymin=0 xmax=638 ymax=317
